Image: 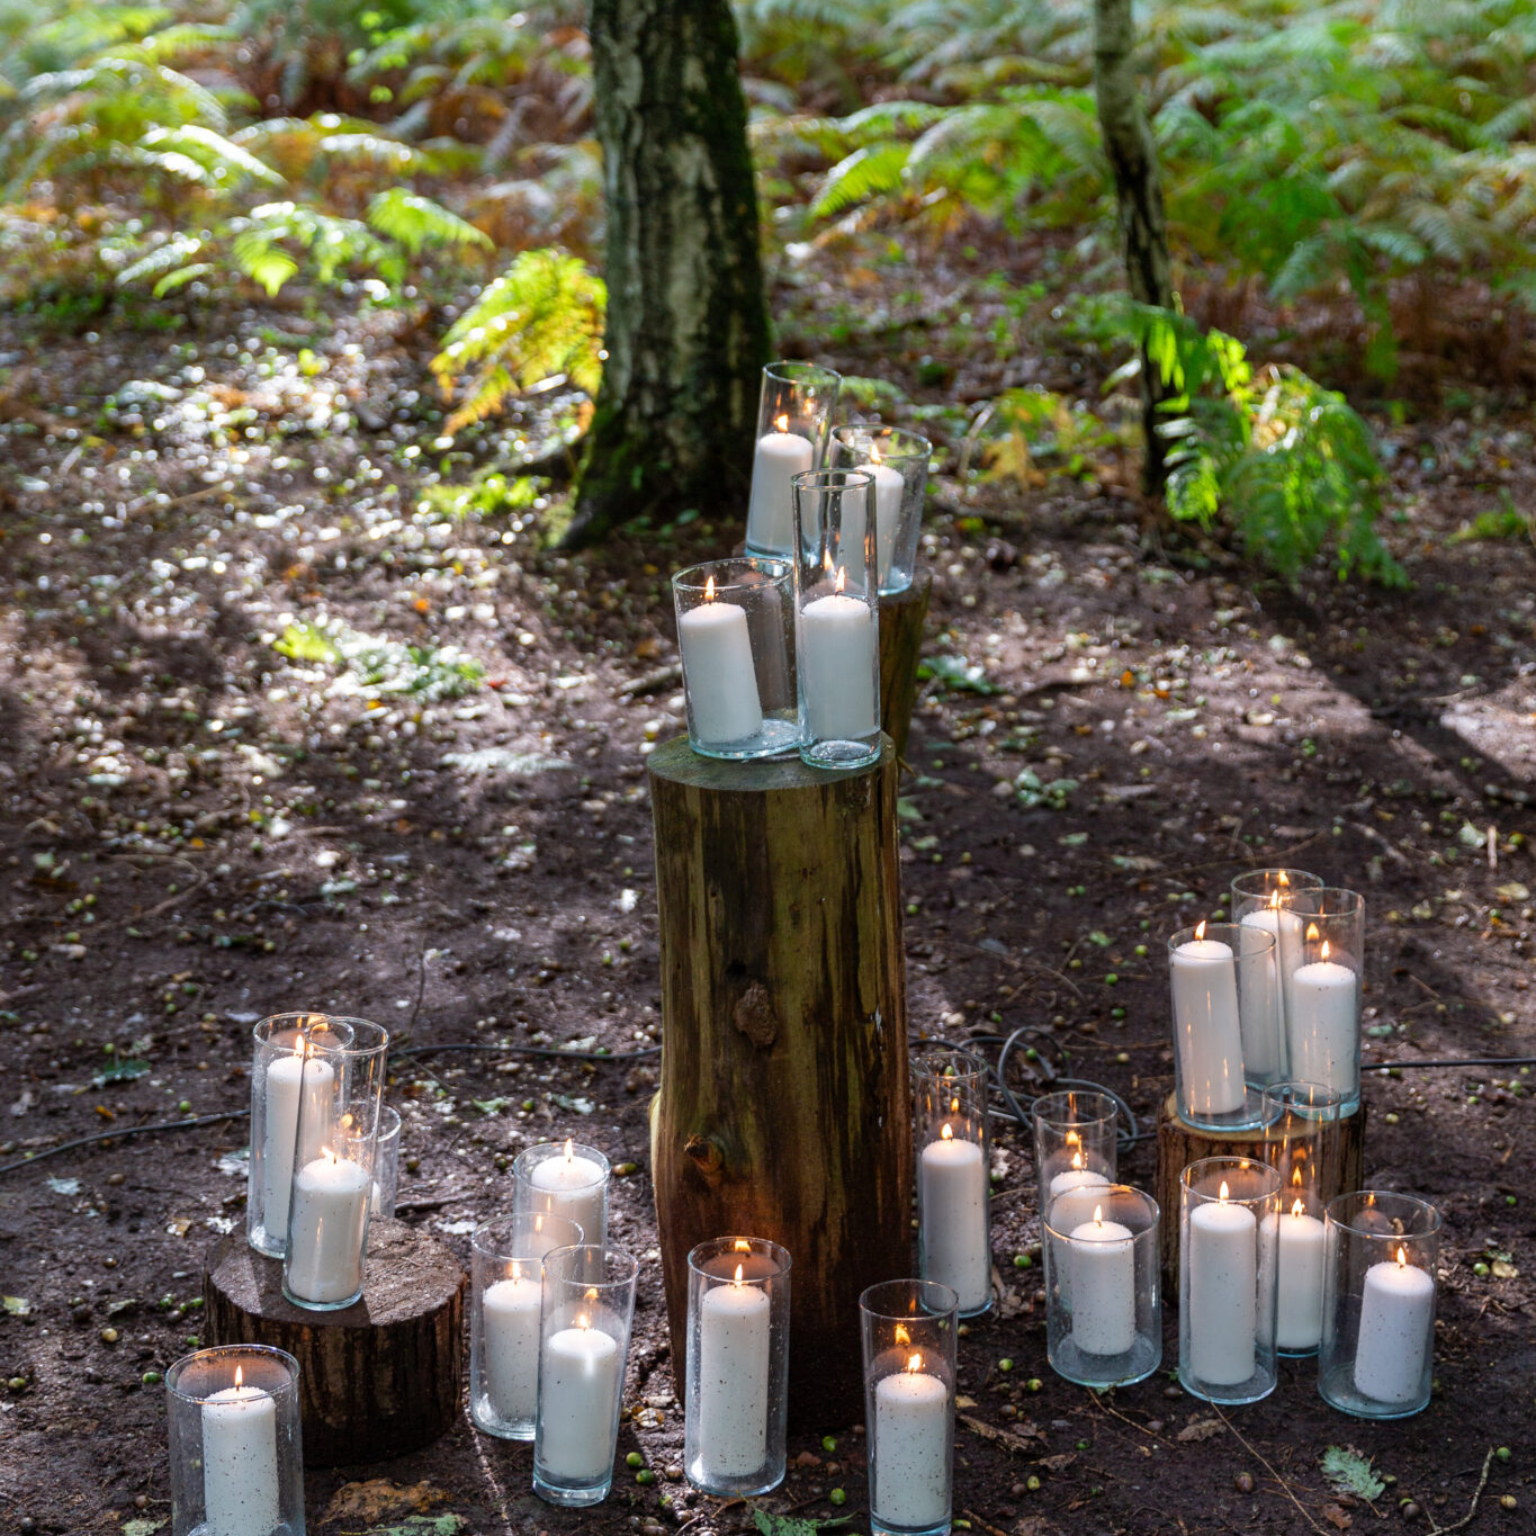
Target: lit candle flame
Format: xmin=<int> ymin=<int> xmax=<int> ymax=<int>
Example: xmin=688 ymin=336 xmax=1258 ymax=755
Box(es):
xmin=834 ymin=566 xmax=847 ymax=595
xmin=1306 ymin=922 xmax=1321 ymax=943
xmin=775 ymin=413 xmax=789 ymax=433
xmin=340 ymin=1112 xmax=353 ymax=1131
xmin=950 ymin=1095 xmax=961 ymax=1116
xmin=894 ymin=1322 xmax=911 ymax=1346
xmin=1279 ymin=871 xmax=1290 ymax=887
xmin=1321 ymin=940 xmax=1332 ymax=961
xmin=563 ymin=1139 xmax=574 ymax=1162
xmin=1396 ymin=1246 xmax=1407 ymax=1268
xmin=1071 ymin=1149 xmax=1083 ymax=1172
xmin=585 ymin=1287 xmax=599 ymax=1303
xmin=1092 ymin=1204 xmax=1104 ymax=1227
xmin=1195 ymin=920 xmax=1207 ymax=941
xmin=733 ymin=1238 xmax=752 ymax=1253
xmin=1269 ymin=889 xmax=1281 ymax=911
xmin=576 ymin=1313 xmax=591 ymax=1331
xmin=941 ymin=1123 xmax=954 ymax=1142
xmin=870 ymin=442 xmax=883 ymax=466
xmin=235 ymin=1365 xmax=243 ymax=1389
xmin=511 ymin=1260 xmax=522 ymax=1282
xmin=1292 ymin=1167 xmax=1304 ymax=1188
xmin=733 ymin=1264 xmax=745 ymax=1286
xmin=704 ymin=573 xmax=716 ymax=602
xmin=1066 ymin=1130 xmax=1080 ymax=1150
xmin=1292 ymin=1198 xmax=1306 ymax=1219
xmin=1219 ymin=1181 xmax=1230 ymax=1203
xmin=905 ymin=1352 xmax=923 ymax=1374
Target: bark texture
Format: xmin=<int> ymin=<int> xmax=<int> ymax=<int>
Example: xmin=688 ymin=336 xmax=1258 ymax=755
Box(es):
xmin=1093 ymin=0 xmax=1178 ymax=493
xmin=571 ymin=0 xmax=770 ymax=545
xmin=203 ymin=1218 xmax=465 ymax=1465
xmin=878 ymin=572 xmax=931 ymax=759
xmin=647 ymin=736 xmax=912 ymax=1427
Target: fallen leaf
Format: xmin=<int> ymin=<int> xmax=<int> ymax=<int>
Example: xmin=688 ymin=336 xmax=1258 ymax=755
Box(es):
xmin=1322 ymin=1503 xmax=1353 ymax=1530
xmin=166 ymin=1217 xmax=193 ymax=1237
xmin=2 ymin=1295 xmax=31 ymax=1316
xmin=1037 ymin=1452 xmax=1076 ymax=1472
xmin=1496 ymin=881 xmax=1530 ymax=903
xmin=47 ymin=1176 xmax=81 ymax=1195
xmin=960 ymin=1414 xmax=1044 ymax=1452
xmin=1492 ymin=1259 xmax=1518 ymax=1280
xmin=122 ymin=1520 xmax=167 ymax=1536
xmin=322 ymin=1480 xmax=450 ymax=1525
xmin=1320 ymin=1445 xmax=1386 ymax=1501
xmin=1177 ymin=1417 xmax=1224 ymax=1442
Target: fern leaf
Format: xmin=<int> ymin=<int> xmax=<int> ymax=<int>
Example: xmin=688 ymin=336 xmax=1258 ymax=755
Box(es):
xmin=366 ymin=188 xmax=491 ymax=254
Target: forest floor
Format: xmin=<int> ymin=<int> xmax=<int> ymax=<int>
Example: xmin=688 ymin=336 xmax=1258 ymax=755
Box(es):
xmin=1 ymin=279 xmax=1534 ymax=1536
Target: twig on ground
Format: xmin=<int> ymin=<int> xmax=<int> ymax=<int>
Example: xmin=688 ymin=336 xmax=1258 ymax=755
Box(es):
xmin=1425 ymin=1448 xmax=1496 ymax=1536
xmin=1210 ymin=1405 xmax=1329 ymax=1536
xmin=617 ymin=663 xmax=682 ymax=699
xmin=1084 ymin=1391 xmax=1175 ymax=1450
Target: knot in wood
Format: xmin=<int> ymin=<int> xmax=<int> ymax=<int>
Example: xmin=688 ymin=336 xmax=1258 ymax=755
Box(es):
xmin=684 ymin=1134 xmax=725 ymax=1175
xmin=733 ymin=981 xmax=779 ymax=1048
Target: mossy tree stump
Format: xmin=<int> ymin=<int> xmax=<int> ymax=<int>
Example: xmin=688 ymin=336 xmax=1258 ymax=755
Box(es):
xmin=647 ymin=735 xmax=911 ymax=1427
xmin=878 ymin=572 xmax=931 ymax=759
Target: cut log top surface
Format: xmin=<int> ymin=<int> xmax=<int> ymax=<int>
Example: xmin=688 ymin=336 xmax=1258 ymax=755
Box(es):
xmin=646 ymin=732 xmax=893 ymax=792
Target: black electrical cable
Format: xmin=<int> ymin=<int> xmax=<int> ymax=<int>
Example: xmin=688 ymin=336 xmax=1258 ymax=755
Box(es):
xmin=0 ymin=1110 xmax=251 ymax=1177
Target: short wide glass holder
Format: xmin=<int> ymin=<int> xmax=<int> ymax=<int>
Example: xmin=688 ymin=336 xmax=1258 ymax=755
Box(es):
xmin=673 ymin=557 xmax=801 ymax=760
xmin=1044 ymin=1185 xmax=1161 ymax=1387
xmin=1320 ymin=1192 xmax=1440 ymax=1419
xmin=1277 ymin=888 xmax=1366 ymax=1114
xmin=828 ymin=423 xmax=931 ymax=596
xmin=684 ymin=1236 xmax=792 ymax=1497
xmin=913 ymin=1049 xmax=992 ymax=1318
xmin=166 ymin=1344 xmax=305 ymax=1536
xmin=512 ymin=1140 xmax=610 ymax=1251
xmin=1231 ymin=868 xmax=1325 ymax=1088
xmin=744 ymin=361 xmax=842 ymax=558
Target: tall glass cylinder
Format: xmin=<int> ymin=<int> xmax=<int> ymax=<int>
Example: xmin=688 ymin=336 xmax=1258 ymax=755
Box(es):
xmin=1320 ymin=1192 xmax=1439 ymax=1419
xmin=370 ymin=1104 xmax=402 ymax=1219
xmin=1044 ymin=1185 xmax=1160 ymax=1387
xmin=860 ymin=1279 xmax=958 ymax=1536
xmin=1168 ymin=922 xmax=1276 ymax=1131
xmin=1178 ymin=1157 xmax=1281 ymax=1404
xmin=684 ymin=1236 xmax=792 ymax=1497
xmin=513 ymin=1140 xmax=610 ymax=1249
xmin=827 ymin=423 xmax=931 ymax=595
xmin=166 ymin=1344 xmax=304 ymax=1536
xmin=672 ymin=557 xmax=801 ymax=759
xmin=912 ymin=1050 xmax=991 ymax=1317
xmin=791 ymin=468 xmax=880 ymax=771
xmin=1231 ymin=868 xmax=1325 ymax=1085
xmin=744 ymin=361 xmax=842 ymax=558
xmin=1032 ymin=1088 xmax=1119 ymax=1234
xmin=533 ymin=1245 xmax=640 ymax=1507
xmin=1276 ymin=888 xmax=1366 ymax=1114
xmin=470 ymin=1212 xmax=584 ymax=1441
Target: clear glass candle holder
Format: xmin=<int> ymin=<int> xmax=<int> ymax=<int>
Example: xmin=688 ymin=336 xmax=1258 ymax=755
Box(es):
xmin=370 ymin=1104 xmax=402 ymax=1219
xmin=1276 ymin=888 xmax=1366 ymax=1114
xmin=1169 ymin=922 xmax=1277 ymax=1132
xmin=1044 ymin=1185 xmax=1161 ymax=1388
xmin=672 ymin=557 xmax=802 ymax=760
xmin=684 ymin=1236 xmax=792 ymax=1497
xmin=791 ymin=467 xmax=880 ymax=771
xmin=1231 ymin=868 xmax=1325 ymax=1087
xmin=1320 ymin=1192 xmax=1440 ymax=1419
xmin=912 ymin=1050 xmax=992 ymax=1318
xmin=861 ymin=1279 xmax=958 ymax=1536
xmin=533 ymin=1245 xmax=641 ymax=1508
xmin=1178 ymin=1157 xmax=1281 ymax=1404
xmin=513 ymin=1140 xmax=611 ymax=1256
xmin=470 ymin=1211 xmax=585 ymax=1441
xmin=827 ymin=423 xmax=931 ymax=595
xmin=744 ymin=361 xmax=842 ymax=558
xmin=1033 ymin=1088 xmax=1119 ymax=1231
xmin=166 ymin=1344 xmax=304 ymax=1536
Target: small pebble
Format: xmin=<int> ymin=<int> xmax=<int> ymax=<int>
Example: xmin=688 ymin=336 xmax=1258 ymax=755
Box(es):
xmin=1011 ymin=1483 xmax=1028 ymax=1498
xmin=1500 ymin=1495 xmax=1517 ymax=1512
xmin=1235 ymin=1472 xmax=1255 ymax=1495
xmin=107 ymin=1173 xmax=125 ymax=1187
xmin=100 ymin=1328 xmax=120 ymax=1345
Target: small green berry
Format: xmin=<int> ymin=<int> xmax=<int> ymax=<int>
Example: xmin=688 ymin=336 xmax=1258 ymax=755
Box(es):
xmin=1026 ymin=1475 xmax=1041 ymax=1492
xmin=1026 ymin=1377 xmax=1043 ymax=1393
xmin=822 ymin=1435 xmax=837 ymax=1452
xmin=1013 ymin=1253 xmax=1031 ymax=1269
xmin=177 ymin=1100 xmax=192 ymax=1114
xmin=635 ymin=1469 xmax=656 ymax=1485
xmin=141 ymin=1370 xmax=163 ymax=1385
xmin=1474 ymin=1261 xmax=1491 ymax=1277
xmin=829 ymin=1489 xmax=846 ymax=1507
xmin=1496 ymin=1446 xmax=1511 ymax=1462
xmin=626 ymin=1451 xmax=643 ymax=1468
xmin=998 ymin=1357 xmax=1014 ymax=1373
xmin=1104 ymin=973 xmax=1119 ymax=986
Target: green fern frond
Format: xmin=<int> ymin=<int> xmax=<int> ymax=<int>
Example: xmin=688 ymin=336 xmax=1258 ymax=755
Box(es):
xmin=366 ymin=187 xmax=491 ymax=254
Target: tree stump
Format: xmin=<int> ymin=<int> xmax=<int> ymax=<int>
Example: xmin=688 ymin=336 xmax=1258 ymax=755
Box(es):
xmin=648 ymin=735 xmax=911 ymax=1428
xmin=1154 ymin=1092 xmax=1367 ymax=1286
xmin=878 ymin=572 xmax=931 ymax=759
xmin=203 ymin=1217 xmax=465 ymax=1466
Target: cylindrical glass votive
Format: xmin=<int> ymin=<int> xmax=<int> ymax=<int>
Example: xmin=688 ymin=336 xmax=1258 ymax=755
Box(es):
xmin=1044 ymin=1185 xmax=1161 ymax=1387
xmin=370 ymin=1104 xmax=402 ymax=1218
xmin=861 ymin=1279 xmax=958 ymax=1536
xmin=1261 ymin=1080 xmax=1343 ymax=1357
xmin=1179 ymin=1157 xmax=1281 ymax=1404
xmin=513 ymin=1140 xmax=610 ymax=1250
xmin=672 ymin=557 xmax=801 ymax=759
xmin=827 ymin=423 xmax=931 ymax=595
xmin=166 ymin=1344 xmax=304 ymax=1536
xmin=1169 ymin=922 xmax=1277 ymax=1131
xmin=791 ymin=468 xmax=880 ymax=771
xmin=744 ymin=361 xmax=842 ymax=558
xmin=471 ymin=1212 xmax=585 ymax=1440
xmin=1033 ymin=1089 xmax=1119 ymax=1235
xmin=1320 ymin=1192 xmax=1440 ymax=1419
xmin=684 ymin=1236 xmax=791 ymax=1497
xmin=912 ymin=1050 xmax=991 ymax=1317
xmin=1276 ymin=889 xmax=1366 ymax=1113
xmin=533 ymin=1245 xmax=641 ymax=1507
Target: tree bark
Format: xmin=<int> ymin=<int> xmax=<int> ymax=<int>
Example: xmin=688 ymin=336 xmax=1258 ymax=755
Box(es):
xmin=878 ymin=573 xmax=931 ymax=760
xmin=1093 ymin=0 xmax=1177 ymax=494
xmin=569 ymin=0 xmax=770 ymax=546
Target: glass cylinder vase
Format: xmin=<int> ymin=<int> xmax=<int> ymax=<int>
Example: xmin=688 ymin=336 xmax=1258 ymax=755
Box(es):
xmin=744 ymin=361 xmax=842 ymax=558
xmin=827 ymin=423 xmax=931 ymax=595
xmin=1178 ymin=1157 xmax=1281 ymax=1404
xmin=672 ymin=557 xmax=801 ymax=759
xmin=1320 ymin=1192 xmax=1440 ymax=1419
xmin=1276 ymin=888 xmax=1366 ymax=1114
xmin=912 ymin=1049 xmax=992 ymax=1317
xmin=1033 ymin=1088 xmax=1119 ymax=1233
xmin=860 ymin=1279 xmax=958 ymax=1536
xmin=1230 ymin=868 xmax=1325 ymax=1086
xmin=1044 ymin=1185 xmax=1160 ymax=1388
xmin=684 ymin=1236 xmax=792 ymax=1497
xmin=369 ymin=1104 xmax=402 ymax=1219
xmin=166 ymin=1344 xmax=305 ymax=1536
xmin=513 ymin=1140 xmax=610 ymax=1250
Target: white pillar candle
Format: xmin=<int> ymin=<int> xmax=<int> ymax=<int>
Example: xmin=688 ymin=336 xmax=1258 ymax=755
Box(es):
xmin=1048 ymin=1163 xmax=1113 ymax=1239
xmin=483 ymin=1265 xmax=543 ymax=1424
xmin=1171 ymin=927 xmax=1247 ymax=1115
xmin=1289 ymin=943 xmax=1359 ymax=1096
xmin=696 ymin=1268 xmax=772 ymax=1480
xmin=201 ymin=1373 xmax=280 ymax=1536
xmin=538 ymin=1322 xmax=622 ymax=1482
xmin=1272 ymin=1202 xmax=1326 ymax=1351
xmin=679 ymin=586 xmax=764 ymax=747
xmin=919 ymin=1124 xmax=990 ymax=1313
xmin=1068 ymin=1209 xmax=1136 ymax=1356
xmin=529 ymin=1142 xmax=607 ymax=1248
xmin=1353 ymin=1250 xmax=1435 ymax=1404
xmin=1187 ymin=1189 xmax=1258 ymax=1385
xmin=260 ymin=1047 xmax=334 ymax=1243
xmin=841 ymin=452 xmax=905 ymax=590
xmin=799 ymin=581 xmax=878 ymax=744
xmin=745 ymin=424 xmax=813 ymax=555
xmin=286 ymin=1151 xmax=370 ymax=1305
xmin=873 ymin=1356 xmax=949 ymax=1530
xmin=1234 ymin=910 xmax=1285 ymax=1080
xmin=1240 ymin=895 xmax=1305 ymax=1046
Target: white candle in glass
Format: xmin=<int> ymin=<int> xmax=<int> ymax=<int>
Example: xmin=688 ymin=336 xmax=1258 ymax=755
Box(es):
xmin=1187 ymin=1182 xmax=1258 ymax=1385
xmin=201 ymin=1368 xmax=281 ymax=1536
xmin=286 ymin=1150 xmax=370 ymax=1305
xmin=746 ymin=417 xmax=813 ymax=555
xmin=872 ymin=1354 xmax=949 ymax=1530
xmin=1240 ymin=890 xmax=1304 ymax=1056
xmin=1289 ymin=936 xmax=1358 ymax=1095
xmin=696 ymin=1266 xmax=772 ymax=1480
xmin=800 ymin=571 xmax=878 ymax=744
xmin=1273 ymin=1200 xmax=1326 ymax=1351
xmin=1353 ymin=1248 xmax=1435 ymax=1404
xmin=538 ymin=1319 xmax=622 ymax=1482
xmin=842 ymin=446 xmax=904 ymax=590
xmin=260 ymin=1045 xmax=334 ymax=1243
xmin=1049 ymin=1157 xmax=1112 ymax=1236
xmin=530 ymin=1141 xmax=607 ymax=1249
xmin=919 ymin=1122 xmax=990 ymax=1313
xmin=1172 ymin=924 xmax=1247 ymax=1115
xmin=1068 ymin=1206 xmax=1136 ymax=1357
xmin=679 ymin=577 xmax=764 ymax=748
xmin=483 ymin=1262 xmax=543 ymax=1425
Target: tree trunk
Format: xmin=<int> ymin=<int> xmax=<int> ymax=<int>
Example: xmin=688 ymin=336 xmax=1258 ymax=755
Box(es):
xmin=1093 ymin=0 xmax=1177 ymax=494
xmin=878 ymin=573 xmax=931 ymax=760
xmin=569 ymin=0 xmax=770 ymax=546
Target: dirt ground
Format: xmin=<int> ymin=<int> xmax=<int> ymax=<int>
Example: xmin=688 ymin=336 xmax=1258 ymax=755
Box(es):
xmin=1 ymin=296 xmax=1533 ymax=1536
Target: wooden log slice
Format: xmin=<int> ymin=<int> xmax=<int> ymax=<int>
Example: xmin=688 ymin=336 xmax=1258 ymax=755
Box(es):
xmin=203 ymin=1217 xmax=465 ymax=1466
xmin=878 ymin=572 xmax=931 ymax=759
